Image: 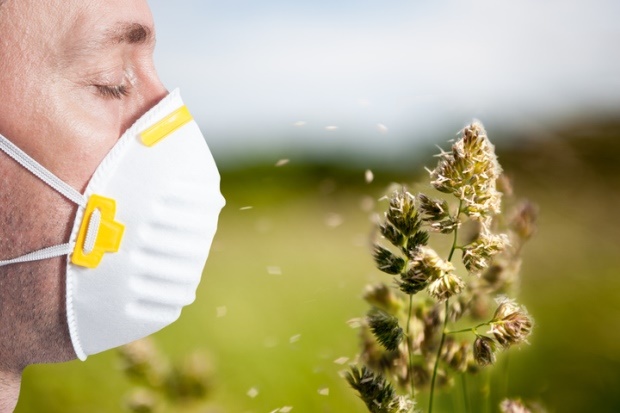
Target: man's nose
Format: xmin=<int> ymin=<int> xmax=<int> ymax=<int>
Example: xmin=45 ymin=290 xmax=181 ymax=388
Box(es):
xmin=140 ymin=75 xmax=169 ymax=114
xmin=121 ymin=73 xmax=169 ymax=133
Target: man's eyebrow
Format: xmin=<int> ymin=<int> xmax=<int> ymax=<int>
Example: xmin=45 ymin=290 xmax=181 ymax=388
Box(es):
xmin=107 ymin=22 xmax=154 ymax=45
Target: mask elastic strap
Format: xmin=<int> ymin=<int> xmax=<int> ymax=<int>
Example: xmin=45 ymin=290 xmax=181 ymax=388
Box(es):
xmin=0 ymin=134 xmax=87 ymax=208
xmin=0 ymin=244 xmax=74 ymax=267
xmin=0 ymin=134 xmax=87 ymax=267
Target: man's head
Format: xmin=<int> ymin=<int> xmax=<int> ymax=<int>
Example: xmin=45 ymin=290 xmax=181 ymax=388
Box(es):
xmin=0 ymin=0 xmax=167 ymax=372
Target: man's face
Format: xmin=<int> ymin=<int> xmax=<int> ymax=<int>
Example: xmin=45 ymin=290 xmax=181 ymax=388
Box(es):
xmin=0 ymin=0 xmax=167 ymax=367
xmin=0 ymin=0 xmax=167 ymax=190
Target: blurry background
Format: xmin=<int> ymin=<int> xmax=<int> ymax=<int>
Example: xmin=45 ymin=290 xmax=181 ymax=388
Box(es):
xmin=15 ymin=0 xmax=620 ymax=412
xmin=148 ymin=0 xmax=620 ymax=165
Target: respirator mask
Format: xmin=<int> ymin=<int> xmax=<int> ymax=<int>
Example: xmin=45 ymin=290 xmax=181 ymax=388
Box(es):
xmin=0 ymin=89 xmax=225 ymax=360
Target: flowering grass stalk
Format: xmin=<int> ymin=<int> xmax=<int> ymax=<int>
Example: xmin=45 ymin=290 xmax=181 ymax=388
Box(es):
xmin=118 ymin=337 xmax=216 ymax=412
xmin=347 ymin=121 xmax=539 ymax=413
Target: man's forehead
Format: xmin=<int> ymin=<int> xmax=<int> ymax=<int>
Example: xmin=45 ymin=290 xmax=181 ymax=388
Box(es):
xmin=59 ymin=0 xmax=155 ymax=53
xmin=64 ymin=19 xmax=155 ymax=62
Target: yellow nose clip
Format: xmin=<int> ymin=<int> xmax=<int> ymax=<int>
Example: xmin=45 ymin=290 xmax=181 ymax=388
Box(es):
xmin=140 ymin=105 xmax=193 ymax=147
xmin=72 ymin=195 xmax=125 ymax=268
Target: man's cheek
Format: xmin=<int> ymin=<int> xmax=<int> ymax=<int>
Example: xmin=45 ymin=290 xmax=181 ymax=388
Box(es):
xmin=43 ymin=94 xmax=124 ymax=190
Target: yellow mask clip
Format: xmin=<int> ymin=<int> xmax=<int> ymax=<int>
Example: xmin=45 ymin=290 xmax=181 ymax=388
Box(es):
xmin=140 ymin=105 xmax=193 ymax=147
xmin=72 ymin=195 xmax=125 ymax=268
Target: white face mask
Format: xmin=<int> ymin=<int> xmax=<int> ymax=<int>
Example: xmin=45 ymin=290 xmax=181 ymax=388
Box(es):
xmin=0 ymin=89 xmax=225 ymax=360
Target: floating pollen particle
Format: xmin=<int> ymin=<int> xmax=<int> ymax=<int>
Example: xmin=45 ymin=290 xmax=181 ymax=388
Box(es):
xmin=334 ymin=357 xmax=350 ymax=365
xmin=325 ymin=213 xmax=343 ymax=228
xmin=376 ymin=123 xmax=388 ymax=134
xmin=267 ymin=266 xmax=282 ymax=275
xmin=216 ymin=306 xmax=227 ymax=318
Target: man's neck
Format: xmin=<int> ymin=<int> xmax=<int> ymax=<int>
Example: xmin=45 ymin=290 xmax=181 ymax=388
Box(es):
xmin=0 ymin=370 xmax=21 ymax=413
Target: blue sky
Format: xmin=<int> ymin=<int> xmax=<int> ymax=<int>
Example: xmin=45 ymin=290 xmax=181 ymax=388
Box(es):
xmin=149 ymin=0 xmax=620 ymax=163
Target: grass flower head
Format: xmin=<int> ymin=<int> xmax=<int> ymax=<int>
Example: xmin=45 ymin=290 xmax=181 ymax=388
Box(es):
xmin=347 ymin=120 xmax=537 ymax=413
xmin=489 ymin=298 xmax=533 ymax=348
xmin=430 ymin=121 xmax=503 ymax=220
xmin=473 ymin=335 xmax=497 ymax=366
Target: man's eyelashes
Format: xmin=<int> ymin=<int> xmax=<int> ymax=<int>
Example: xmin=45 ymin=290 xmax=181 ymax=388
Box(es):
xmin=95 ymin=84 xmax=130 ymax=100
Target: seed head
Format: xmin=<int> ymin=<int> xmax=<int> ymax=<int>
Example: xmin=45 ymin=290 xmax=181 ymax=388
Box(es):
xmin=418 ymin=192 xmax=461 ymax=234
xmin=496 ymin=174 xmax=514 ymax=197
xmin=473 ymin=335 xmax=497 ymax=366
xmin=346 ymin=366 xmax=415 ymax=413
xmin=421 ymin=304 xmax=444 ymax=351
xmin=448 ymin=294 xmax=470 ymax=322
xmin=380 ymin=221 xmax=406 ymax=247
xmin=168 ymin=352 xmax=214 ymax=400
xmin=385 ymin=189 xmax=422 ymax=237
xmin=125 ymin=388 xmax=159 ymax=413
xmin=367 ymin=308 xmax=404 ymax=352
xmin=363 ymin=283 xmax=403 ymax=315
xmin=429 ymin=216 xmax=461 ymax=234
xmin=373 ymin=244 xmax=406 ymax=275
xmin=462 ymin=230 xmax=509 ymax=274
xmin=377 ymin=188 xmax=429 ymax=267
xmin=430 ymin=121 xmax=503 ymax=220
xmin=411 ymin=247 xmax=454 ymax=279
xmin=119 ymin=338 xmax=167 ymax=387
xmin=392 ymin=396 xmax=416 ymax=413
xmin=397 ymin=266 xmax=429 ymax=295
xmin=481 ymin=258 xmax=522 ymax=294
xmin=441 ymin=337 xmax=470 ymax=373
xmin=500 ymin=398 xmax=532 ymax=413
xmin=406 ymin=231 xmax=430 ymax=253
xmin=398 ymin=247 xmax=460 ymax=299
xmin=427 ymin=271 xmax=465 ymax=301
xmin=489 ymin=298 xmax=533 ymax=348
xmin=418 ymin=194 xmax=450 ymax=222
xmin=510 ymin=201 xmax=538 ymax=242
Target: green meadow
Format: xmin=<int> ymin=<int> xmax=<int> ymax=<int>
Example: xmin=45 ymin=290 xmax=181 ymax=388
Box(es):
xmin=15 ymin=121 xmax=620 ymax=412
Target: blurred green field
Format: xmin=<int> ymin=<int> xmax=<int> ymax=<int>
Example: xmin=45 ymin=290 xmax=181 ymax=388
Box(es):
xmin=14 ymin=121 xmax=620 ymax=412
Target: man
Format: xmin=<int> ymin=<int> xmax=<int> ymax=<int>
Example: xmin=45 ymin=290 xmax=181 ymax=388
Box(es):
xmin=0 ymin=1 xmax=171 ymax=410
